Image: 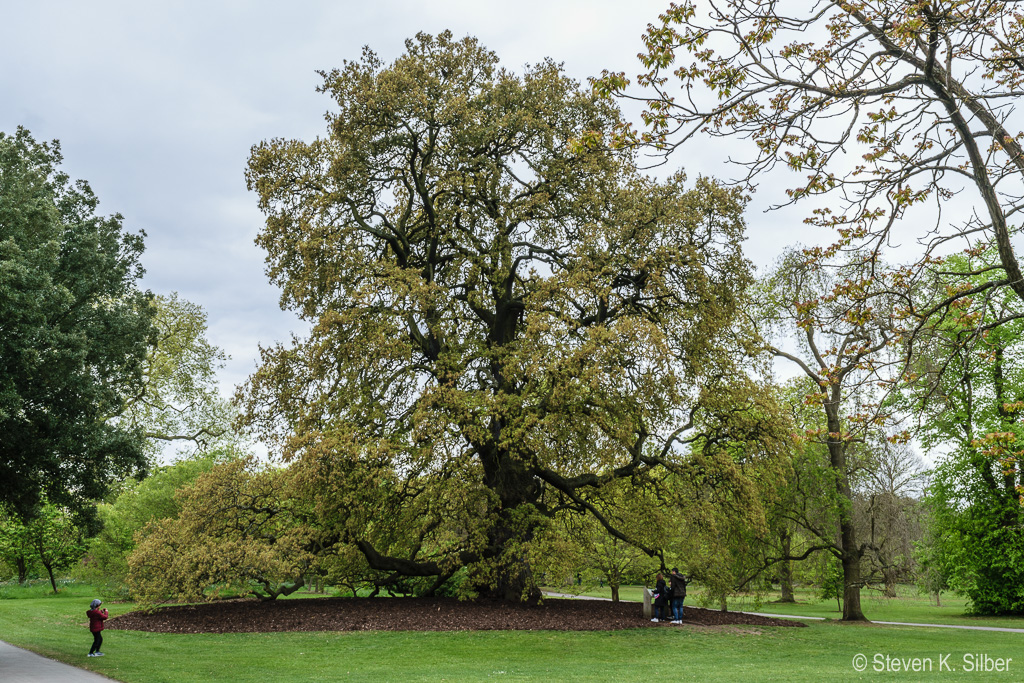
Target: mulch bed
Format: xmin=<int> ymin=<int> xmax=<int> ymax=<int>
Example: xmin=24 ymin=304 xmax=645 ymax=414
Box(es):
xmin=108 ymin=596 xmax=806 ymax=633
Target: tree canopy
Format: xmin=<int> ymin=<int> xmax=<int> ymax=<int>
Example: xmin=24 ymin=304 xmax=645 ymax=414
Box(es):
xmin=602 ymin=0 xmax=1024 ymax=314
xmin=240 ymin=32 xmax=788 ymax=600
xmin=0 ymin=127 xmax=155 ymax=517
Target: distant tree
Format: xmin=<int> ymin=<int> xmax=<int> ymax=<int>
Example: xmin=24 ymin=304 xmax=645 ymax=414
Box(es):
xmin=116 ymin=293 xmax=238 ymax=461
xmin=819 ymin=554 xmax=845 ymax=614
xmin=0 ymin=508 xmax=37 ymax=584
xmin=914 ymin=501 xmax=951 ymax=607
xmin=854 ymin=438 xmax=927 ymax=597
xmin=25 ymin=500 xmax=86 ymax=593
xmin=756 ymin=249 xmax=906 ymax=620
xmin=555 ymin=481 xmax=663 ymax=602
xmin=756 ymin=378 xmax=845 ymax=604
xmin=2 ymin=500 xmax=87 ymax=592
xmin=240 ymin=32 xmax=789 ymax=601
xmin=0 ymin=127 xmax=154 ymax=517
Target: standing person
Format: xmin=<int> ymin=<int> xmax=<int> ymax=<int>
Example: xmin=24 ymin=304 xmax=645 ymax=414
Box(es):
xmin=86 ymin=599 xmax=108 ymax=657
xmin=669 ymin=568 xmax=688 ymax=623
xmin=651 ymin=573 xmax=669 ymax=622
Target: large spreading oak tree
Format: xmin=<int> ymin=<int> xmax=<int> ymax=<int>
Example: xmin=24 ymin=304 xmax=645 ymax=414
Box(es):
xmin=240 ymin=32 xmax=787 ymax=600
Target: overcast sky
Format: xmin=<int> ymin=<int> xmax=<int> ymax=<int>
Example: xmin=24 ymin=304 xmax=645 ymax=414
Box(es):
xmin=2 ymin=0 xmax=801 ymax=403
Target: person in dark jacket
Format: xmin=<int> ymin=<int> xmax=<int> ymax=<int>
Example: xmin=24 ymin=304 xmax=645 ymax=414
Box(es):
xmin=669 ymin=568 xmax=688 ymax=623
xmin=86 ymin=599 xmax=108 ymax=657
xmin=651 ymin=573 xmax=669 ymax=622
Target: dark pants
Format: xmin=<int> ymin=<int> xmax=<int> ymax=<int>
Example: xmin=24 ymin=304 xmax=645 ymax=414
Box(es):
xmin=90 ymin=631 xmax=102 ymax=654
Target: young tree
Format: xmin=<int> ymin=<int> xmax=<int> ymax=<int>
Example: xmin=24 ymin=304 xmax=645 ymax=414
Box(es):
xmin=128 ymin=457 xmax=319 ymax=608
xmin=757 ymin=250 xmax=905 ymax=620
xmin=25 ymin=501 xmax=86 ymax=593
xmin=240 ymin=32 xmax=789 ymax=601
xmin=602 ymin=0 xmax=1024 ymax=315
xmin=0 ymin=508 xmax=37 ymax=584
xmin=0 ymin=128 xmax=155 ymax=517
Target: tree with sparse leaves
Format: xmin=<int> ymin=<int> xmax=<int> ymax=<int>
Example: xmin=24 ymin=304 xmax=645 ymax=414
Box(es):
xmin=240 ymin=32 xmax=790 ymax=601
xmin=756 ymin=249 xmax=907 ymax=620
xmin=600 ymin=0 xmax=1024 ymax=338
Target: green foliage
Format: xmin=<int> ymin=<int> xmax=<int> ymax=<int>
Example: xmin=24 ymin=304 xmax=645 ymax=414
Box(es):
xmin=1 ymin=501 xmax=86 ymax=593
xmin=0 ymin=508 xmax=37 ymax=583
xmin=927 ymin=453 xmax=1024 ymax=614
xmin=0 ymin=127 xmax=155 ymax=517
xmin=25 ymin=501 xmax=86 ymax=593
xmin=903 ymin=250 xmax=1024 ymax=614
xmin=818 ymin=555 xmax=844 ymax=611
xmin=117 ymin=293 xmax=238 ymax=460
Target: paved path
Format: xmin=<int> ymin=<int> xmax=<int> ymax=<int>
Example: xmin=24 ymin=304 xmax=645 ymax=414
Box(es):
xmin=544 ymin=592 xmax=1024 ymax=633
xmin=543 ymin=591 xmax=611 ymax=600
xmin=734 ymin=612 xmax=1024 ymax=633
xmin=0 ymin=641 xmax=115 ymax=682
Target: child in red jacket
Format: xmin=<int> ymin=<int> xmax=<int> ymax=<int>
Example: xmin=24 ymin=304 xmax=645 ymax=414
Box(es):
xmin=86 ymin=599 xmax=108 ymax=657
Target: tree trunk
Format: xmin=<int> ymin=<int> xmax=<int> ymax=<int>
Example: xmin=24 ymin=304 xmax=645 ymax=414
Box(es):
xmin=43 ymin=561 xmax=57 ymax=594
xmin=883 ymin=567 xmax=897 ymax=598
xmin=839 ymin=535 xmax=865 ymax=620
xmin=611 ymin=584 xmax=620 ymax=602
xmin=779 ymin=529 xmax=796 ymax=603
xmin=826 ymin=400 xmax=868 ymax=621
xmin=478 ymin=438 xmax=542 ymax=602
xmin=16 ymin=557 xmax=27 ymax=585
xmin=719 ymin=595 xmax=728 ymax=612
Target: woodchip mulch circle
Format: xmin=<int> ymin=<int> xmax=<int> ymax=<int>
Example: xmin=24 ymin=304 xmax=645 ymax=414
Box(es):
xmin=108 ymin=596 xmax=807 ymax=633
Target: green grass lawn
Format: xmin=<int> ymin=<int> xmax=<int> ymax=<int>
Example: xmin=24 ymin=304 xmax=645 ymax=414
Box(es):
xmin=1 ymin=583 xmax=1022 ymax=681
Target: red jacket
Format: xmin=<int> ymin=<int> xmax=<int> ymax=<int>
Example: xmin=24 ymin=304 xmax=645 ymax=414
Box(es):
xmin=87 ymin=608 xmax=108 ymax=632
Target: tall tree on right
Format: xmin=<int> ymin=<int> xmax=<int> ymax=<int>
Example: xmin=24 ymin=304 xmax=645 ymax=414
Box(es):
xmin=601 ymin=1 xmax=1024 ymax=312
xmin=903 ymin=249 xmax=1024 ymax=614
